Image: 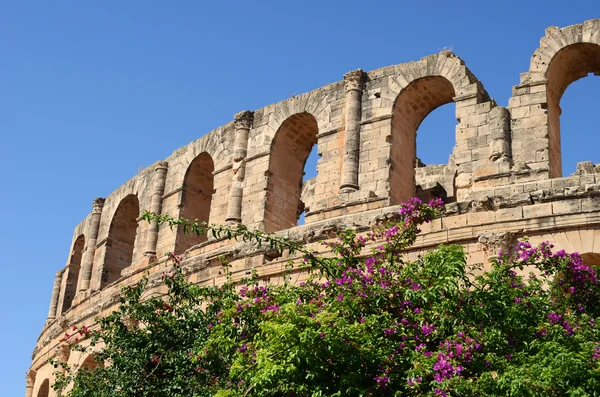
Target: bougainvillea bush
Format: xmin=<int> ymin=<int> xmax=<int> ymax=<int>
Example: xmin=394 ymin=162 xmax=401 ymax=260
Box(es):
xmin=53 ymin=199 xmax=600 ymax=396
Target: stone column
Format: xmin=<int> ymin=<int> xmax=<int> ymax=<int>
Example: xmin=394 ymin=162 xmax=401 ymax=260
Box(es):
xmin=488 ymin=107 xmax=512 ymax=163
xmin=78 ymin=198 xmax=105 ymax=293
xmin=226 ymin=110 xmax=253 ymax=223
xmin=25 ymin=369 xmax=36 ymax=397
xmin=55 ymin=268 xmax=68 ymax=317
xmin=340 ymin=69 xmax=365 ymax=193
xmin=47 ymin=270 xmax=63 ymax=320
xmin=144 ymin=161 xmax=169 ymax=259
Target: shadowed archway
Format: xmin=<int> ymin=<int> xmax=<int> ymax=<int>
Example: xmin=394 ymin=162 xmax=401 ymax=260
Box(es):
xmin=175 ymin=152 xmax=214 ymax=253
xmin=103 ymin=194 xmax=140 ymax=288
xmin=62 ymin=234 xmax=85 ymax=312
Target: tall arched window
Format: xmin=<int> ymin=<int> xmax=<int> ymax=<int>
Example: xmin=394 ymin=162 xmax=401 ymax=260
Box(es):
xmin=62 ymin=234 xmax=85 ymax=312
xmin=390 ymin=76 xmax=456 ymax=204
xmin=175 ymin=152 xmax=214 ymax=254
xmin=545 ymin=43 xmax=600 ymax=177
xmin=265 ymin=112 xmax=318 ymax=232
xmin=103 ymin=194 xmax=139 ymax=288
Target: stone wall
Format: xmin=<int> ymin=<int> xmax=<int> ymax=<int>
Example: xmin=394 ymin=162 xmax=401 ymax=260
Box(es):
xmin=27 ymin=19 xmax=600 ymax=396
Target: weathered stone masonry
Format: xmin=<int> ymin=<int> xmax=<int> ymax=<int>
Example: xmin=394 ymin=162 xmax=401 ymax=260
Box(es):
xmin=28 ymin=19 xmax=600 ymax=396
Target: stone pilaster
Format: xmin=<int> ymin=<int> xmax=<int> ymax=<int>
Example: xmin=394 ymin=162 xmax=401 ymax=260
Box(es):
xmin=340 ymin=69 xmax=365 ymax=192
xmin=57 ymin=344 xmax=71 ymax=374
xmin=478 ymin=231 xmax=515 ymax=263
xmin=226 ymin=110 xmax=253 ymax=223
xmin=144 ymin=161 xmax=169 ymax=259
xmin=25 ymin=369 xmax=36 ymax=397
xmin=47 ymin=270 xmax=63 ymax=320
xmin=78 ymin=198 xmax=105 ymax=293
xmin=56 ymin=267 xmax=68 ymax=317
xmin=488 ymin=107 xmax=512 ymax=163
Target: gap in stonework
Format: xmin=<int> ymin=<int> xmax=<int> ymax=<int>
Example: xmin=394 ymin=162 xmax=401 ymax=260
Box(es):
xmin=415 ymin=102 xmax=456 ymax=203
xmin=298 ymin=144 xmax=319 ymax=226
xmin=415 ymin=102 xmax=456 ymax=166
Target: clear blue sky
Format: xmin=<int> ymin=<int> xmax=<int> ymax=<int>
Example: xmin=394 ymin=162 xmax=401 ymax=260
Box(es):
xmin=1 ymin=1 xmax=599 ymax=394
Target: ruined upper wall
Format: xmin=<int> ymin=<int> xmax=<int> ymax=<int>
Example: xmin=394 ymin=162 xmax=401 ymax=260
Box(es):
xmin=29 ymin=19 xmax=600 ymax=397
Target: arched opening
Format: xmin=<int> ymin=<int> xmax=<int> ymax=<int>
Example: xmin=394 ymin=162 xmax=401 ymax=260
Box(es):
xmin=81 ymin=354 xmax=100 ymax=369
xmin=175 ymin=152 xmax=214 ymax=254
xmin=390 ymin=76 xmax=456 ymax=204
xmin=581 ymin=253 xmax=600 ymax=267
xmin=103 ymin=194 xmax=139 ymax=288
xmin=62 ymin=234 xmax=85 ymax=312
xmin=556 ymin=75 xmax=600 ymax=175
xmin=265 ymin=112 xmax=318 ymax=232
xmin=545 ymin=43 xmax=600 ymax=177
xmin=37 ymin=379 xmax=49 ymax=397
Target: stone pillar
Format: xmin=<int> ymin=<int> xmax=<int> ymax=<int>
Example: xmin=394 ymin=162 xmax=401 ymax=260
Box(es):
xmin=47 ymin=270 xmax=63 ymax=320
xmin=340 ymin=69 xmax=365 ymax=193
xmin=78 ymin=198 xmax=105 ymax=293
xmin=25 ymin=369 xmax=36 ymax=397
xmin=55 ymin=344 xmax=71 ymax=374
xmin=226 ymin=110 xmax=253 ymax=223
xmin=144 ymin=161 xmax=169 ymax=259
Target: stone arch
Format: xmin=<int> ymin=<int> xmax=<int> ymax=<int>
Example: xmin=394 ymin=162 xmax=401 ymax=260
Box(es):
xmin=264 ymin=112 xmax=319 ymax=232
xmin=581 ymin=253 xmax=600 ymax=267
xmin=384 ymin=52 xmax=490 ymax=203
xmin=250 ymin=90 xmax=332 ymax=158
xmin=527 ymin=228 xmax=600 ymax=259
xmin=545 ymin=42 xmax=600 ymax=177
xmin=80 ymin=353 xmax=100 ymax=369
xmin=36 ymin=379 xmax=49 ymax=397
xmin=102 ymin=194 xmax=140 ymax=288
xmin=511 ymin=19 xmax=600 ymax=177
xmin=175 ymin=152 xmax=215 ymax=253
xmin=141 ymin=289 xmax=164 ymax=301
xmin=62 ymin=234 xmax=85 ymax=312
xmin=390 ymin=76 xmax=456 ymax=204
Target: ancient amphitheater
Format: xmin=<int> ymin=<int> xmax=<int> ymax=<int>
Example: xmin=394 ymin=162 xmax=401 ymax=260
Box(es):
xmin=27 ymin=19 xmax=600 ymax=396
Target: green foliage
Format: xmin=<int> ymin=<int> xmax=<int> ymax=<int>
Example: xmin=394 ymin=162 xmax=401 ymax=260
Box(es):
xmin=53 ymin=198 xmax=600 ymax=396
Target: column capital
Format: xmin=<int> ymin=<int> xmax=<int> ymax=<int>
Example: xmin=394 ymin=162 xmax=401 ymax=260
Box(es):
xmin=55 ymin=343 xmax=71 ymax=363
xmin=26 ymin=369 xmax=37 ymax=387
xmin=478 ymin=231 xmax=515 ymax=262
xmin=92 ymin=198 xmax=105 ymax=214
xmin=234 ymin=110 xmax=254 ymax=130
xmin=155 ymin=160 xmax=169 ymax=171
xmin=343 ymin=69 xmax=365 ymax=92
